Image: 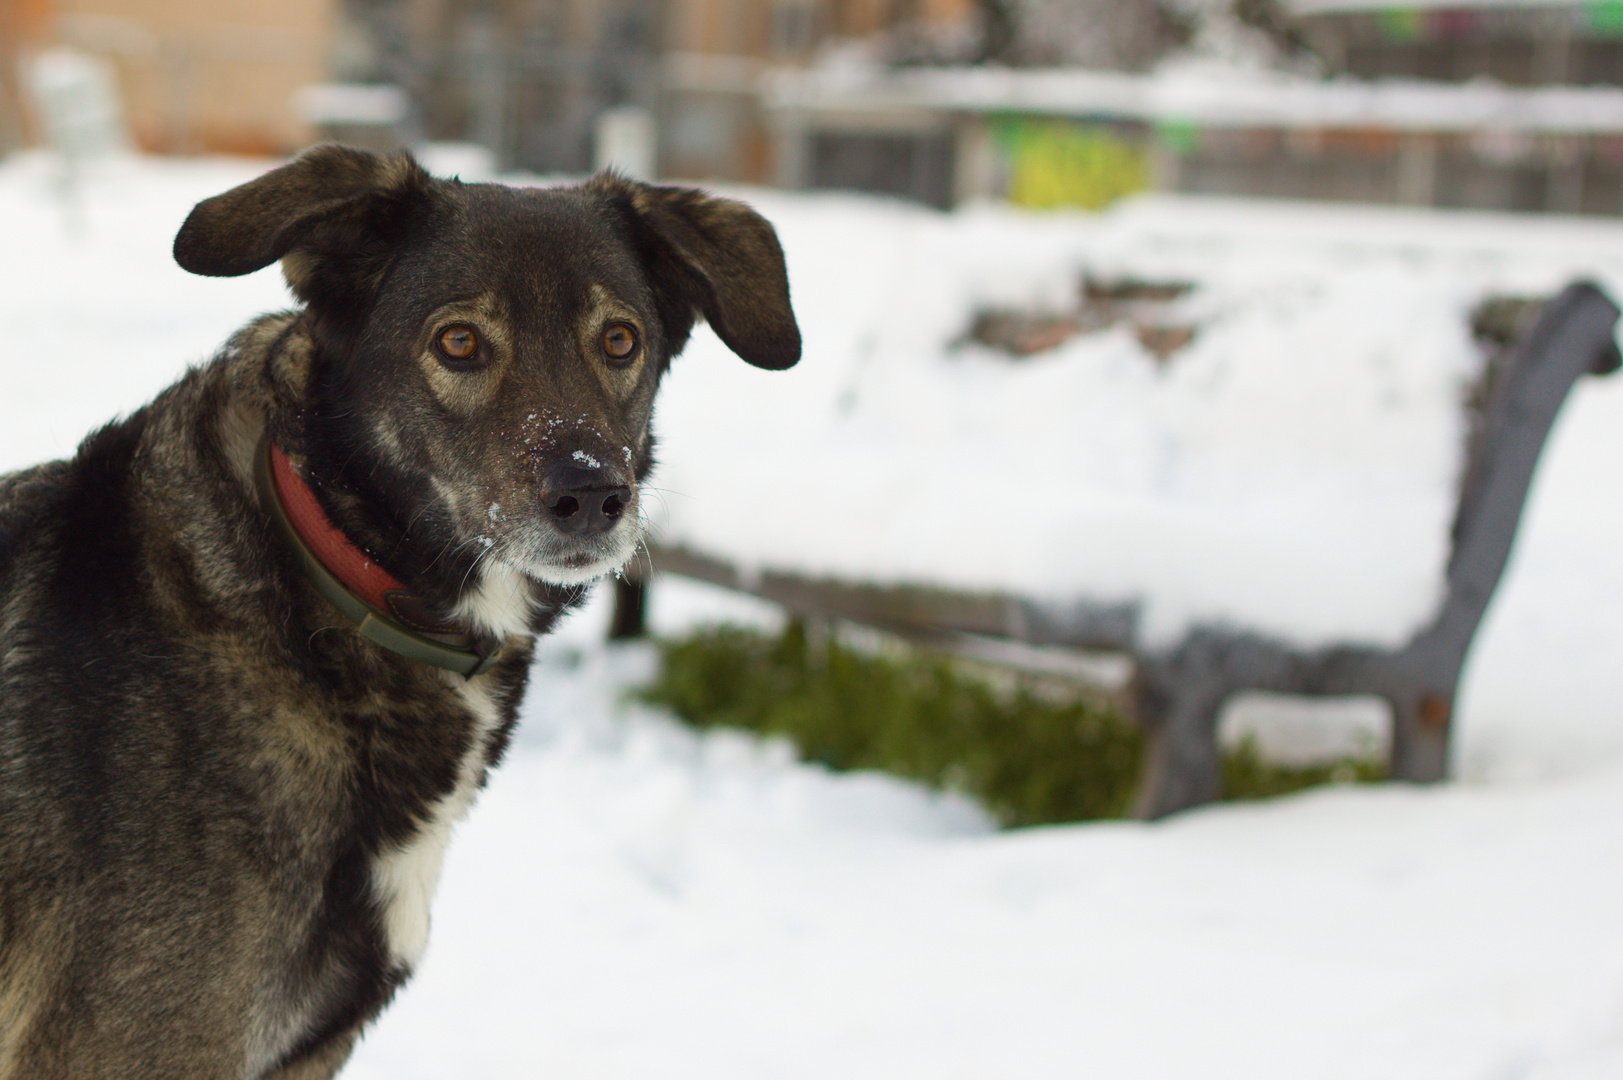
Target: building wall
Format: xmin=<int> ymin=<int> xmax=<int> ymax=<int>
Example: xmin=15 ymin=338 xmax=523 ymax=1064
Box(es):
xmin=1298 ymin=5 xmax=1623 ymax=87
xmin=35 ymin=0 xmax=331 ymax=154
xmin=659 ymin=0 xmax=978 ymax=183
xmin=1 ymin=0 xmax=53 ymax=149
xmin=387 ymin=0 xmax=663 ymax=173
xmin=1157 ymin=124 xmax=1623 ymax=215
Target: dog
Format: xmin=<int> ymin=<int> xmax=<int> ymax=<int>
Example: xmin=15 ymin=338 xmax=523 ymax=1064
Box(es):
xmin=0 ymin=144 xmax=799 ymax=1079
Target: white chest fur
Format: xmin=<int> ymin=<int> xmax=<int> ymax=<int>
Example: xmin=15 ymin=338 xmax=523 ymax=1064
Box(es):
xmin=369 ymin=675 xmax=504 ymax=969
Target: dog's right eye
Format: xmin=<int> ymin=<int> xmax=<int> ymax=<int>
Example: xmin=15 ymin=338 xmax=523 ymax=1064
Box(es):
xmin=602 ymin=323 xmax=637 ymax=363
xmin=436 ymin=326 xmax=480 ymax=366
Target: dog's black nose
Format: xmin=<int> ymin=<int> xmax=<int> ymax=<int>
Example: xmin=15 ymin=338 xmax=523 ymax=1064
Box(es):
xmin=541 ymin=462 xmax=632 ymax=537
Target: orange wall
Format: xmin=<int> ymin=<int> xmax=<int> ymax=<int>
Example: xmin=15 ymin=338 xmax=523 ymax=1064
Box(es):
xmin=2 ymin=0 xmax=53 ymax=145
xmin=47 ymin=0 xmax=332 ymax=154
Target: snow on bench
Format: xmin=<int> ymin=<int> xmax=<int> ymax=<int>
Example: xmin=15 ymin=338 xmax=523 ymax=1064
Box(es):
xmin=629 ymin=192 xmax=1622 ymax=817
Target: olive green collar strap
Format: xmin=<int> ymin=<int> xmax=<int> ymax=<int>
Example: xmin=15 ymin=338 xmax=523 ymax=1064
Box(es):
xmin=254 ymin=435 xmax=501 ymax=679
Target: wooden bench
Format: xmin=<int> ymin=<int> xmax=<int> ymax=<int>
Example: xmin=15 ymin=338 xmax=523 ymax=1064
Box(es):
xmin=614 ymin=281 xmax=1621 ymax=818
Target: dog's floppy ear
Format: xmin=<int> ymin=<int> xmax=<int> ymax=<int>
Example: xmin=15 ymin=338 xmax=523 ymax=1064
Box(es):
xmin=595 ymin=175 xmax=801 ymax=370
xmin=173 ymin=144 xmax=433 ymax=312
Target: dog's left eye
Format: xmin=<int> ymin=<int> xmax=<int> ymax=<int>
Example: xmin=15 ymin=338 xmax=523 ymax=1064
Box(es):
xmin=602 ymin=324 xmax=637 ymax=362
xmin=436 ymin=325 xmax=480 ymax=365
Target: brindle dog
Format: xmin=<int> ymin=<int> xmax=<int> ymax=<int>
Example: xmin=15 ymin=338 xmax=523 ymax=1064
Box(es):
xmin=0 ymin=145 xmax=799 ymax=1079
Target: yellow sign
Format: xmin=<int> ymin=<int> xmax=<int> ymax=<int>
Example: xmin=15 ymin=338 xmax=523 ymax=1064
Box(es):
xmin=995 ymin=119 xmax=1148 ymax=211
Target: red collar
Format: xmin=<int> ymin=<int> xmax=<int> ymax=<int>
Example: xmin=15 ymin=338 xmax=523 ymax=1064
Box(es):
xmin=267 ymin=442 xmax=411 ymax=618
xmin=260 ymin=439 xmax=500 ymax=676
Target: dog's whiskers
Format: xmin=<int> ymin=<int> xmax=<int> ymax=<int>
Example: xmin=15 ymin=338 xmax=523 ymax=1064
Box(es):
xmin=455 ymin=538 xmax=500 ymax=597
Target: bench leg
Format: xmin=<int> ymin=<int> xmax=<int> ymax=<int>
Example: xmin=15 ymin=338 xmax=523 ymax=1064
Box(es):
xmin=1132 ymin=681 xmax=1226 ymax=819
xmin=608 ymin=576 xmax=647 ymax=640
xmin=1386 ymin=689 xmax=1452 ymax=783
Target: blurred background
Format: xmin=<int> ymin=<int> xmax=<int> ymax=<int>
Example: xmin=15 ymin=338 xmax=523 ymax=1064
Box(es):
xmin=9 ymin=0 xmax=1623 ymax=213
xmin=8 ymin=3 xmax=1623 ymax=1073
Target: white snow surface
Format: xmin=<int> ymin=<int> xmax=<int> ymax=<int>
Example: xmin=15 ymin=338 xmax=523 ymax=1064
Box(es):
xmin=5 ymin=151 xmax=1623 ymax=1078
xmin=765 ymin=63 xmax=1623 ymax=135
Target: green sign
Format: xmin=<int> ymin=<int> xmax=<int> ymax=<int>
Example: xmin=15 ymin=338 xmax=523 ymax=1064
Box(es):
xmin=1377 ymin=8 xmax=1424 ymax=41
xmin=1588 ymin=1 xmax=1623 ymax=36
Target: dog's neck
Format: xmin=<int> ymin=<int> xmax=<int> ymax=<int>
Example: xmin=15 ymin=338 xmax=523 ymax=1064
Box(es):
xmin=257 ymin=436 xmax=503 ymax=678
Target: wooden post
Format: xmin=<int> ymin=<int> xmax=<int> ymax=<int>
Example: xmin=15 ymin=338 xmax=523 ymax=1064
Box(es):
xmin=952 ymin=113 xmax=997 ymax=205
xmin=1546 ymin=136 xmax=1584 ymax=215
xmin=1396 ymin=133 xmax=1437 ymax=207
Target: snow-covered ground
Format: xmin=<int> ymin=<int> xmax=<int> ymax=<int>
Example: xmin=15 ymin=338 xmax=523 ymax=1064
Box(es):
xmin=4 ymin=151 xmax=1623 ymax=1078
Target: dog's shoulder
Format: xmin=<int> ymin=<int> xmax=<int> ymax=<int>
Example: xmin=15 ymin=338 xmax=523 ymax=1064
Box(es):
xmin=0 ymin=408 xmax=146 ymax=597
xmin=0 ymin=458 xmax=72 ymax=574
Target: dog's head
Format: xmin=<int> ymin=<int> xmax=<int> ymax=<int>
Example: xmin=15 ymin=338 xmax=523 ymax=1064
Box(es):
xmin=174 ymin=145 xmax=798 ymax=632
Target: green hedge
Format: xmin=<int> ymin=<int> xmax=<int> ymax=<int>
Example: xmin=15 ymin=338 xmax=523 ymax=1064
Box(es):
xmin=638 ymin=622 xmax=1383 ymax=827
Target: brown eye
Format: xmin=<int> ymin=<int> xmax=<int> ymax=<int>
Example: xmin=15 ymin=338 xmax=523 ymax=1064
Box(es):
xmin=437 ymin=325 xmax=478 ymax=363
xmin=602 ymin=323 xmax=637 ymax=362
